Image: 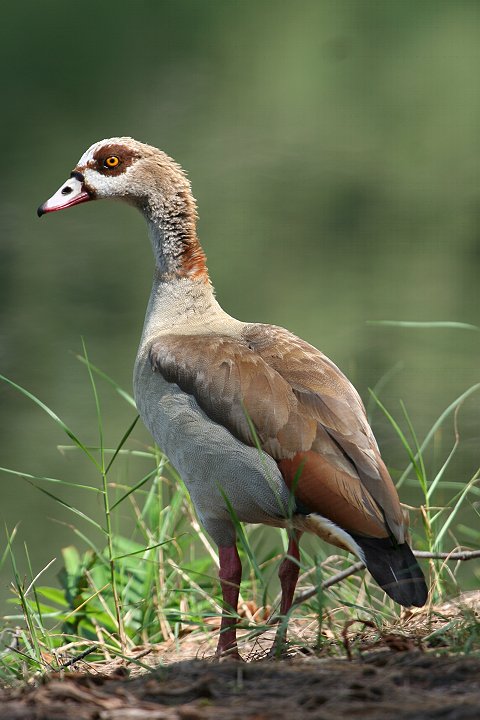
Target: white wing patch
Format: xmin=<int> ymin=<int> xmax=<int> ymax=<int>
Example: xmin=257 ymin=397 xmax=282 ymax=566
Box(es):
xmin=295 ymin=513 xmax=366 ymax=562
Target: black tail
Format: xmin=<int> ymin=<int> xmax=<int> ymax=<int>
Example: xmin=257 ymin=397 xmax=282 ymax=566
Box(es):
xmin=351 ymin=535 xmax=428 ymax=607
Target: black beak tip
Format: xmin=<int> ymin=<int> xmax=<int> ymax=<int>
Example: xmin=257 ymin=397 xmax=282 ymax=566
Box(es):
xmin=37 ymin=204 xmax=45 ymax=218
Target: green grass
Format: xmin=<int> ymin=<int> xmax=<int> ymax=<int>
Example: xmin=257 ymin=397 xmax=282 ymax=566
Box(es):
xmin=0 ymin=336 xmax=479 ymax=682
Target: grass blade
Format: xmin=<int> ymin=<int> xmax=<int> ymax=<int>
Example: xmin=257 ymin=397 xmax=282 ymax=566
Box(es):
xmin=368 ymin=390 xmax=423 ymax=483
xmin=112 ymin=538 xmax=179 ymax=561
xmin=0 ymin=374 xmax=99 ymax=469
xmin=23 ymin=478 xmax=105 ymax=533
xmin=74 ymin=354 xmax=137 ymax=408
xmin=367 ymin=320 xmax=480 ymax=331
xmin=81 ymin=339 xmax=104 ymax=473
xmin=110 ymin=467 xmax=158 ymax=510
xmin=400 ymin=401 xmax=427 ymax=496
xmin=0 ymin=466 xmax=100 ymax=493
xmin=396 ymin=384 xmax=480 ymax=489
xmin=433 ymin=467 xmax=480 ymax=550
xmin=105 ymin=415 xmax=140 ymax=475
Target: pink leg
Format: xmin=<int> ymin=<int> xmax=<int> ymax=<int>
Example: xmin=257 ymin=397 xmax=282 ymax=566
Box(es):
xmin=216 ymin=545 xmax=242 ymax=658
xmin=273 ymin=532 xmax=302 ymax=653
xmin=279 ymin=532 xmax=302 ymax=616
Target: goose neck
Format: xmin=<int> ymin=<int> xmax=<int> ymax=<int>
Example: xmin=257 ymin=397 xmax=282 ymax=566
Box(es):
xmin=143 ymin=189 xmax=209 ymax=283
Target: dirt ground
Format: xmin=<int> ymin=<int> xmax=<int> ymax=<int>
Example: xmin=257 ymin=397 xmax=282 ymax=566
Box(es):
xmin=1 ymin=593 xmax=479 ymax=720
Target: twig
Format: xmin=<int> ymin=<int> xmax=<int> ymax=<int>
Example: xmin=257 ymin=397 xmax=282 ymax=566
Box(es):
xmin=291 ymin=549 xmax=480 ymax=609
xmin=414 ymin=549 xmax=480 ymax=561
xmin=342 ymin=619 xmax=376 ymax=661
xmin=60 ymin=645 xmax=97 ymax=669
xmin=291 ymin=561 xmax=364 ymax=609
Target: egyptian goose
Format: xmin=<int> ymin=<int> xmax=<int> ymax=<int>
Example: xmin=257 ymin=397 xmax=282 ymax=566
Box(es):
xmin=38 ymin=138 xmax=428 ymax=657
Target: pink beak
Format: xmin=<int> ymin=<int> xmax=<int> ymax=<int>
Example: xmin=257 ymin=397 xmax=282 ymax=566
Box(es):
xmin=37 ymin=172 xmax=92 ymax=217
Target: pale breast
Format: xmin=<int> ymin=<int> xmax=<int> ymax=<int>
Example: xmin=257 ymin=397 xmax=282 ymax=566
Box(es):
xmin=133 ymin=351 xmax=291 ymax=546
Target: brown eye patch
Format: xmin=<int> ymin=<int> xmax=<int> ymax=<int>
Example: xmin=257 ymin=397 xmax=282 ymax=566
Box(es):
xmin=93 ymin=143 xmax=140 ymax=176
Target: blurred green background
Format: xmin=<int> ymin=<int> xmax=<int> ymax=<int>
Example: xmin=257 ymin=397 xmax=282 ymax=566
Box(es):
xmin=0 ymin=0 xmax=479 ymax=609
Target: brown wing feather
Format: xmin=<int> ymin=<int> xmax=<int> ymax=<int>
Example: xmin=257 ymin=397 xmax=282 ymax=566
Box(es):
xmin=243 ymin=324 xmax=405 ymax=540
xmin=279 ymin=451 xmax=387 ymax=538
xmin=150 ymin=327 xmax=404 ymax=540
xmin=150 ymin=334 xmax=316 ymax=453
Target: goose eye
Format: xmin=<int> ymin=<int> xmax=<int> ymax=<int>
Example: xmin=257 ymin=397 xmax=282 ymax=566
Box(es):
xmin=104 ymin=156 xmax=120 ymax=168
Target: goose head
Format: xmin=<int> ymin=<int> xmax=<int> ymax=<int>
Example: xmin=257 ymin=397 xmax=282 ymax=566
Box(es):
xmin=38 ymin=137 xmax=206 ymax=280
xmin=37 ymin=137 xmax=192 ymax=215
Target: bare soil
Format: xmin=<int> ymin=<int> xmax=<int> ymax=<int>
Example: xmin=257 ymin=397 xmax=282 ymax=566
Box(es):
xmin=1 ymin=593 xmax=479 ymax=720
